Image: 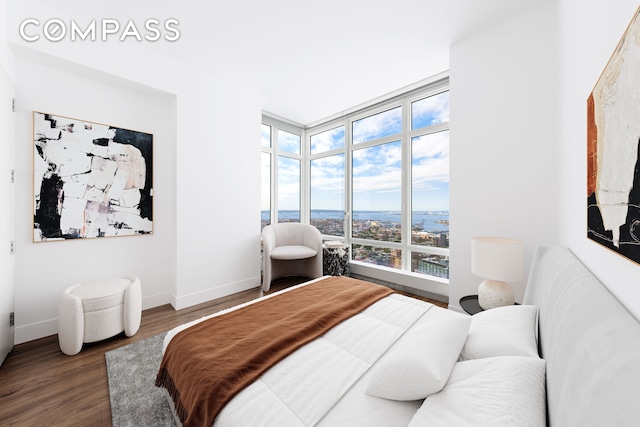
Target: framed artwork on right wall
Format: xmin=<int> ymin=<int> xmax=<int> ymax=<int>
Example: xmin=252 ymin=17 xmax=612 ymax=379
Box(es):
xmin=587 ymin=6 xmax=640 ymax=264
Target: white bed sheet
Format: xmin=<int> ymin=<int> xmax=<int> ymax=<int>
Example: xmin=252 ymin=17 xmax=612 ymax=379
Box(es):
xmin=161 ymin=277 xmax=464 ymax=427
xmin=317 ymin=305 xmax=464 ymax=427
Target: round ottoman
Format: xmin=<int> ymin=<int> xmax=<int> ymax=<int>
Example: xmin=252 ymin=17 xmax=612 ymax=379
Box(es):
xmin=58 ymin=275 xmax=141 ymax=356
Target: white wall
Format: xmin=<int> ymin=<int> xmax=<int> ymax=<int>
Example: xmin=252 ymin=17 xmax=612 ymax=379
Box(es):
xmin=558 ymin=0 xmax=640 ymax=320
xmin=7 ymin=2 xmax=262 ymax=343
xmin=449 ymin=3 xmax=559 ymax=311
xmin=173 ymin=77 xmax=262 ymax=309
xmin=0 ymin=0 xmax=14 ymax=77
xmin=0 ymin=0 xmax=16 ymax=362
xmin=13 ymin=58 xmax=178 ymax=343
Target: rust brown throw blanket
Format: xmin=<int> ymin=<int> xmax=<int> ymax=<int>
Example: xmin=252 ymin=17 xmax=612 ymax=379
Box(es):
xmin=155 ymin=276 xmax=393 ymax=427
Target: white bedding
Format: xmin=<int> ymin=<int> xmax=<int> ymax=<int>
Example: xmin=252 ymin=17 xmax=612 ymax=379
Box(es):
xmin=409 ymin=356 xmax=547 ymax=426
xmin=216 ymin=294 xmax=445 ymax=426
xmin=161 ymin=276 xmax=545 ymax=426
xmin=162 ymin=278 xmax=465 ymax=426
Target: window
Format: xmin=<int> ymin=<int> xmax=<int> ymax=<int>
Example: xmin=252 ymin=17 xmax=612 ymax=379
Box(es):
xmin=411 ymin=91 xmax=449 ymax=130
xmin=261 ymin=152 xmax=271 ymax=228
xmin=278 ymin=156 xmax=301 ymax=222
xmin=261 ymin=117 xmax=303 ymax=227
xmin=352 ymin=141 xmax=402 ymax=243
xmin=309 ymin=125 xmax=346 ymax=235
xmin=262 ymin=78 xmax=449 ymax=283
xmin=350 ymin=105 xmax=404 ymax=272
xmin=310 ymin=153 xmax=344 ymax=235
xmin=307 ymin=80 xmax=450 ymax=280
xmin=261 ymin=125 xmax=272 ymax=229
xmin=411 ymin=130 xmax=450 ymax=247
xmin=409 ymin=92 xmax=450 ymax=277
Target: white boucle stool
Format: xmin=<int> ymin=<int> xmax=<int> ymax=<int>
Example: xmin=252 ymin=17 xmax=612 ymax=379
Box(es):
xmin=58 ymin=275 xmax=141 ymax=356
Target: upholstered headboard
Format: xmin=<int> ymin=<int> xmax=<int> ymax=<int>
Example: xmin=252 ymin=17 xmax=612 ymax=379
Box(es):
xmin=523 ymin=245 xmax=640 ymax=426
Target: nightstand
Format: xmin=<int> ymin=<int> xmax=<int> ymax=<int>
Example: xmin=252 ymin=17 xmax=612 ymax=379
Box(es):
xmin=322 ymin=243 xmax=350 ymax=276
xmin=459 ymin=295 xmax=483 ymax=315
xmin=460 ymin=295 xmax=519 ymax=315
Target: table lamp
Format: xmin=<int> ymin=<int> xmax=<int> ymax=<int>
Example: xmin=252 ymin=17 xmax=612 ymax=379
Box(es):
xmin=471 ymin=237 xmax=524 ymax=310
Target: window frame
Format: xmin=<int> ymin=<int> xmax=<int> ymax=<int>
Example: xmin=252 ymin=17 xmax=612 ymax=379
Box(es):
xmin=305 ymin=78 xmax=450 ymax=287
xmin=261 ymin=115 xmax=304 ymax=226
xmin=262 ymin=76 xmax=450 ymax=297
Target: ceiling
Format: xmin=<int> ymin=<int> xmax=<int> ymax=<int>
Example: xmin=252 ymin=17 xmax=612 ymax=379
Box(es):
xmin=33 ymin=0 xmax=553 ymax=126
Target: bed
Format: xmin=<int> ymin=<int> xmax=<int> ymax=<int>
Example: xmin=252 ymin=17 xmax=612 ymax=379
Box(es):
xmin=156 ymin=245 xmax=640 ymax=426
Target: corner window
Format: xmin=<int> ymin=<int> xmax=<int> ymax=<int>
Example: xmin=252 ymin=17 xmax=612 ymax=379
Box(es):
xmin=262 ymin=78 xmax=449 ymax=282
xmin=308 ymin=81 xmax=450 ymax=280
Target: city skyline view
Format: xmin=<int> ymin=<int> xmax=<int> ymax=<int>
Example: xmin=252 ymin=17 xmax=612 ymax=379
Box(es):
xmin=263 ymin=209 xmax=449 ymax=246
xmin=262 ymin=209 xmax=450 ymax=279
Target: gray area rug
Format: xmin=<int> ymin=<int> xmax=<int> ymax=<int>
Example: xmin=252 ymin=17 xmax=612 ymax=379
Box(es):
xmin=105 ymin=332 xmax=175 ymax=426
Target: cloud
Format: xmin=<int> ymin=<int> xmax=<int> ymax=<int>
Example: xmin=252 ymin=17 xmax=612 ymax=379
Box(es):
xmin=353 ymin=142 xmax=403 ymax=198
xmin=411 ymin=130 xmax=449 ymax=187
xmin=353 ymin=169 xmax=402 ymax=193
xmin=277 ymin=156 xmax=301 ymax=208
xmin=278 ymin=130 xmax=301 ymax=154
xmin=353 ymin=141 xmax=402 ymax=178
xmin=352 ymin=106 xmax=402 ymax=144
xmin=412 ymin=156 xmax=449 ymax=186
xmin=311 ymin=126 xmax=345 ymax=154
xmin=311 ymin=154 xmax=344 ymax=193
xmin=412 ymin=91 xmax=449 ymax=129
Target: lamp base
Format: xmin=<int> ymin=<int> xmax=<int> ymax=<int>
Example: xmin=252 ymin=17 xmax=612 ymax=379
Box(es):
xmin=478 ymin=279 xmax=514 ymax=310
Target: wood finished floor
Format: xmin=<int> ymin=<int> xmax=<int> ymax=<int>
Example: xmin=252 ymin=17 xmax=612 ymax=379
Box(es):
xmin=0 ymin=277 xmax=446 ymax=426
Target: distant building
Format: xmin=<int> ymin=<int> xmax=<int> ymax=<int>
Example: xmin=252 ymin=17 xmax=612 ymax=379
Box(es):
xmin=417 ymin=256 xmax=449 ymax=279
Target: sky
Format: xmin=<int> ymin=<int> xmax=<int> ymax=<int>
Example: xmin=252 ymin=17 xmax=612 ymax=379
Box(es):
xmin=262 ymin=90 xmax=449 ymax=213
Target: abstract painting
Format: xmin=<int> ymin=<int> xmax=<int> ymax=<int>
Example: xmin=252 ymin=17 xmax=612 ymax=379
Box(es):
xmin=587 ymin=6 xmax=640 ymax=264
xmin=33 ymin=112 xmax=153 ymax=241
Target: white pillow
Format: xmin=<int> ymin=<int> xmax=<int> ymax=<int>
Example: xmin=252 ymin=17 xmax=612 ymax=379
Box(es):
xmin=460 ymin=304 xmax=539 ymax=360
xmin=365 ymin=316 xmax=471 ymax=401
xmin=409 ymin=356 xmax=547 ymax=427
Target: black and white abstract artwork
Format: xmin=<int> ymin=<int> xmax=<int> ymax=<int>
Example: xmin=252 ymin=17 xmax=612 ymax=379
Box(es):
xmin=587 ymin=6 xmax=640 ymax=264
xmin=33 ymin=112 xmax=153 ymax=242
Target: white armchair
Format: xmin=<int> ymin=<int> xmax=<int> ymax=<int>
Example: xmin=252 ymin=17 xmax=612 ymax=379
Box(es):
xmin=262 ymin=223 xmax=323 ymax=292
xmin=58 ymin=275 xmax=141 ymax=355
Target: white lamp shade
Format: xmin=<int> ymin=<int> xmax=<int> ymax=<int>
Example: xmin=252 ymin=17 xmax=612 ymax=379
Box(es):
xmin=471 ymin=237 xmax=524 ymax=282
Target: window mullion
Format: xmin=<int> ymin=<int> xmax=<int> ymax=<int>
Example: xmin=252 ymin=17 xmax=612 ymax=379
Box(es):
xmin=345 ymin=118 xmax=353 ymax=247
xmin=301 ymin=129 xmax=309 ymax=224
xmin=402 ymin=96 xmax=411 ymax=272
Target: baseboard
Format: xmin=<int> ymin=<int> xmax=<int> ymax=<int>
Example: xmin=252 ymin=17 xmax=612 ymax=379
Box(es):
xmin=15 ymin=292 xmax=179 ymax=345
xmin=142 ymin=291 xmax=173 ymax=310
xmin=173 ymin=276 xmax=261 ymax=310
xmin=15 ymin=318 xmax=57 ymax=345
